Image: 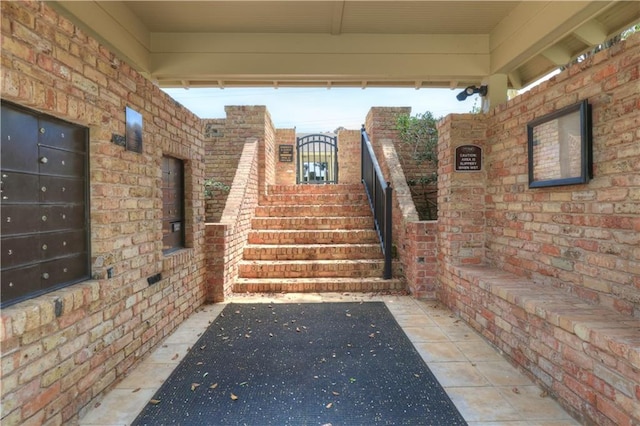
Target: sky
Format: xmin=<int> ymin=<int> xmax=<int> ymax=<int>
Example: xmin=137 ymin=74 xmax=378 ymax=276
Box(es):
xmin=161 ymin=87 xmax=480 ymax=133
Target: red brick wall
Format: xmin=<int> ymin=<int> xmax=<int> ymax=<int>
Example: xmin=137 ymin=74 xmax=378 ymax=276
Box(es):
xmin=365 ymin=108 xmax=439 ymax=298
xmin=275 ymin=128 xmax=296 ymax=185
xmin=337 ymin=129 xmax=362 ymax=184
xmin=1 ymin=1 xmax=207 ymax=424
xmin=484 ymin=35 xmax=640 ymax=317
xmin=436 ymin=114 xmax=488 ymax=267
xmin=203 ymin=118 xmax=228 ymax=222
xmin=436 ymin=33 xmax=640 ymax=426
xmin=206 ymin=140 xmax=260 ymax=301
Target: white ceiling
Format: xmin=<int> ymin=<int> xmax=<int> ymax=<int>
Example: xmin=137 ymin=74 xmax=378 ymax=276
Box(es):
xmin=51 ymin=1 xmax=640 ymax=91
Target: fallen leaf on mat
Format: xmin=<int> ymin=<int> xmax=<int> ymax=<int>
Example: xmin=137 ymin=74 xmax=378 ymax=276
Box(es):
xmin=150 ymin=399 xmax=161 ymax=405
xmin=230 ymin=393 xmax=239 ymax=401
xmin=369 ymin=333 xmax=375 ymax=338
xmin=196 ymin=362 xmax=204 ymax=365
xmin=326 ymin=402 xmax=333 ymax=409
xmin=346 ymin=313 xmax=352 ymax=317
xmin=191 ymin=383 xmax=200 ymax=391
xmin=414 ymin=374 xmax=420 ymax=378
xmin=200 ymin=345 xmax=206 ymax=350
xmin=296 ymin=327 xmax=301 ymax=332
xmin=171 ymin=354 xmax=179 ymax=360
xmin=210 ymin=383 xmax=219 ymax=389
xmin=332 ymin=391 xmax=340 ymax=396
xmin=132 ymin=388 xmax=141 ymax=393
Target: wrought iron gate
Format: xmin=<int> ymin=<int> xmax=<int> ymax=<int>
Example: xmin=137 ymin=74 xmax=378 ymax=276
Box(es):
xmin=296 ymin=134 xmax=338 ymax=184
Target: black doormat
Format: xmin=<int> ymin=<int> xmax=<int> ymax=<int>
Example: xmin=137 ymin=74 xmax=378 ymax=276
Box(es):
xmin=132 ymin=302 xmax=467 ymax=426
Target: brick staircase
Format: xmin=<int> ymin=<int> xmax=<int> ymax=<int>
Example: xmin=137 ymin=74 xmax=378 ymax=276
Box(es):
xmin=234 ymin=184 xmax=404 ymax=293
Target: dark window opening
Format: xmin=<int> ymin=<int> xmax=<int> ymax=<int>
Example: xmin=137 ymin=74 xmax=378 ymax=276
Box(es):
xmin=1 ymin=101 xmax=90 ymax=307
xmin=162 ymin=156 xmax=184 ymax=254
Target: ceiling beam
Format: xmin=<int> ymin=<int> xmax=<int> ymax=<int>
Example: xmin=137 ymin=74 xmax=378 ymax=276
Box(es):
xmin=573 ymin=20 xmax=608 ymax=46
xmin=331 ymin=1 xmax=345 ymax=35
xmin=489 ymin=1 xmax=616 ymax=75
xmin=50 ymin=1 xmax=151 ymax=73
xmin=150 ymin=52 xmax=489 ymax=85
xmin=542 ymin=44 xmax=572 ymax=65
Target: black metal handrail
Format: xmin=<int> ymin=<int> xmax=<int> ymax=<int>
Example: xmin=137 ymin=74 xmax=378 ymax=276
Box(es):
xmin=361 ymin=126 xmax=392 ymax=279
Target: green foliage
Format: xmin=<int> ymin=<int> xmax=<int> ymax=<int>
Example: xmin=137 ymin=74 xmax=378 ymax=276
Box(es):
xmin=395 ymin=111 xmax=440 ymax=220
xmin=204 ymin=178 xmax=230 ymax=198
xmin=395 ymin=111 xmax=439 ymax=168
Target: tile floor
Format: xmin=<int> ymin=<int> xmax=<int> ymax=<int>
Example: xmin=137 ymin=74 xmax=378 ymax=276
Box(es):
xmin=79 ymin=293 xmax=580 ymax=426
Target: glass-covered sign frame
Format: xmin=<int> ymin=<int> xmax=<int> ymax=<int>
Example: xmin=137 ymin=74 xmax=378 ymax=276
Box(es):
xmin=527 ymin=100 xmax=592 ymax=188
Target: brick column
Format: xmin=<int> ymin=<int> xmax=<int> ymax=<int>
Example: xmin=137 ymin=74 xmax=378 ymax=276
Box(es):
xmin=275 ymin=128 xmax=296 ymax=185
xmin=437 ymin=114 xmax=488 ymax=267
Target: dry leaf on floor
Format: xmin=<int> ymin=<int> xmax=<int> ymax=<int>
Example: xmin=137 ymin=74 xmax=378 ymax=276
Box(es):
xmin=210 ymin=383 xmax=219 ymax=389
xmin=150 ymin=399 xmax=161 ymax=405
xmin=332 ymin=391 xmax=340 ymax=396
xmin=171 ymin=354 xmax=179 ymax=360
xmin=326 ymin=402 xmax=333 ymax=409
xmin=132 ymin=388 xmax=141 ymax=393
xmin=230 ymin=393 xmax=239 ymax=401
xmin=191 ymin=383 xmax=201 ymax=391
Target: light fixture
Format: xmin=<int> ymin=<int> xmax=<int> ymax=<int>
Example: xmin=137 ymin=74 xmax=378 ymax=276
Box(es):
xmin=456 ymin=85 xmax=488 ymax=101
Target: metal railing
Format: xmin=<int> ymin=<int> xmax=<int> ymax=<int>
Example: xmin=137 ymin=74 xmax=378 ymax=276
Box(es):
xmin=361 ymin=126 xmax=392 ymax=279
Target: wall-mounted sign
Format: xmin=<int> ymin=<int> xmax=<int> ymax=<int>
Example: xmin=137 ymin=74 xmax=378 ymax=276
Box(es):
xmin=455 ymin=145 xmax=482 ymax=172
xmin=279 ymin=144 xmax=293 ymax=162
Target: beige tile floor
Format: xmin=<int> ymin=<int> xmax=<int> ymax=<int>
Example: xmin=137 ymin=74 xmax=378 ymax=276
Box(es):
xmin=79 ymin=293 xmax=580 ymax=426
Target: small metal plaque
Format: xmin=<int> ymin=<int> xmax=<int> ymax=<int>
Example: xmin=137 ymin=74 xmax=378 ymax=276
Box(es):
xmin=279 ymin=144 xmax=293 ymax=162
xmin=455 ymin=145 xmax=482 ymax=172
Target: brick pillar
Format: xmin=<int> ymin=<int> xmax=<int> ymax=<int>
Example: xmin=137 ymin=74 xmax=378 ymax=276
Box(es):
xmin=336 ymin=129 xmax=361 ymax=184
xmin=437 ymin=114 xmax=488 ymax=267
xmin=275 ymin=128 xmax=296 ymax=185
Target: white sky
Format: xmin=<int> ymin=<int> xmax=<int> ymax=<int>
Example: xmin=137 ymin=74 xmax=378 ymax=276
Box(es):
xmin=162 ymin=87 xmax=479 ymax=133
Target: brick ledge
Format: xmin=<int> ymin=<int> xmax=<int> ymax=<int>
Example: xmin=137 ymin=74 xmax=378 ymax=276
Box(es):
xmin=452 ymin=264 xmax=640 ymax=370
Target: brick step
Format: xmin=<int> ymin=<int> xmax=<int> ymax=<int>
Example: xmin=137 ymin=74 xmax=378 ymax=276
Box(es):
xmin=260 ymin=193 xmax=368 ymax=206
xmin=233 ymin=277 xmax=405 ymax=293
xmin=248 ymin=229 xmax=379 ymax=245
xmin=243 ymin=244 xmax=383 ymax=260
xmin=251 ymin=216 xmax=373 ymax=230
xmin=238 ymin=259 xmax=385 ymax=278
xmin=255 ymin=205 xmax=371 ymax=218
xmin=267 ymin=184 xmax=364 ymax=195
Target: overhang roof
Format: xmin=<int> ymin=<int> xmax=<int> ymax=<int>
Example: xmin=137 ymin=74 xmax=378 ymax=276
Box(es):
xmin=51 ymin=1 xmax=640 ymax=90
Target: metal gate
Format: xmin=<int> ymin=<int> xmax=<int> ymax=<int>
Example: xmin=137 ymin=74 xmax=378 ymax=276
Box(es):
xmin=296 ymin=134 xmax=338 ymax=184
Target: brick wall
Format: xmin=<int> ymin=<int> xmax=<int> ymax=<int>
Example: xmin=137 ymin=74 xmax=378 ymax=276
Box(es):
xmin=336 ymin=129 xmax=362 ymax=184
xmin=1 ymin=1 xmax=207 ymax=424
xmin=365 ymin=108 xmax=438 ymax=298
xmin=262 ymin=108 xmax=277 ymax=194
xmin=203 ymin=118 xmax=228 ymax=222
xmin=437 ymin=33 xmax=640 ymax=425
xmin=206 ymin=139 xmax=260 ymax=302
xmin=484 ymin=35 xmax=640 ymax=318
xmin=274 ymin=128 xmax=296 ymax=185
xmin=436 ymin=114 xmax=488 ymax=267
